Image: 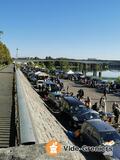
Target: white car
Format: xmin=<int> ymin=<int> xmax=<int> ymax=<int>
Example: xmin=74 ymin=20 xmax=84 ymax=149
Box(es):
xmin=36 ymin=80 xmax=44 ymax=89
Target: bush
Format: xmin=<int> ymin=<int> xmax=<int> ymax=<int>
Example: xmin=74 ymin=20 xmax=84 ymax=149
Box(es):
xmin=116 ymin=77 xmax=120 ymax=84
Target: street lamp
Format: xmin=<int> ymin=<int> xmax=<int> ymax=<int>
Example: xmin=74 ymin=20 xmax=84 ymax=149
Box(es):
xmin=16 ymin=48 xmax=19 ymax=59
xmin=0 ymin=31 xmax=3 ymax=41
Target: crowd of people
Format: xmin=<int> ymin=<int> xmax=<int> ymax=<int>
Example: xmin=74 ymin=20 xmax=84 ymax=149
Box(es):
xmin=76 ymin=88 xmax=120 ymax=124
xmin=36 ymin=73 xmax=120 ymax=125
xmin=71 ymin=74 xmax=120 ymax=94
xmin=21 ymin=65 xmax=120 ymax=126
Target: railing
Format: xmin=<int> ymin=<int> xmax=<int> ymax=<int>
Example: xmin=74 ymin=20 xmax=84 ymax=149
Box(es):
xmin=16 ymin=70 xmax=36 ymax=145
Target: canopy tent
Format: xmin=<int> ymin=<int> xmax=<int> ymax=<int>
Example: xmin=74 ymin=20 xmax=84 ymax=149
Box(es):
xmin=34 ymin=66 xmax=39 ymax=68
xmin=35 ymin=71 xmax=42 ymax=75
xmin=66 ymin=70 xmax=74 ymax=74
xmin=37 ymin=72 xmax=49 ymax=77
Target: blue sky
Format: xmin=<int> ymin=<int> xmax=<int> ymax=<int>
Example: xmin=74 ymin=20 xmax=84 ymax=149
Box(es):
xmin=0 ymin=0 xmax=120 ymax=59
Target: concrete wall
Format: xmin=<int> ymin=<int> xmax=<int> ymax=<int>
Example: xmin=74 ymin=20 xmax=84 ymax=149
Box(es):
xmin=15 ymin=69 xmax=85 ymax=160
xmin=0 ymin=144 xmax=85 ymax=160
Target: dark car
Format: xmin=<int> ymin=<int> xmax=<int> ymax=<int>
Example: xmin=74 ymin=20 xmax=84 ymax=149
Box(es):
xmin=47 ymin=91 xmax=62 ymax=110
xmin=80 ymin=119 xmax=120 ymax=160
xmin=60 ymin=96 xmax=100 ymax=128
xmin=39 ymin=80 xmax=60 ymax=100
xmin=42 ymin=80 xmax=60 ymax=92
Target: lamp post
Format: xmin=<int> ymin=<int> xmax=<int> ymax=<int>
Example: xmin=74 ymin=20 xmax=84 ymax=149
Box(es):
xmin=16 ymin=48 xmax=19 ymax=59
xmin=15 ymin=48 xmax=19 ymax=65
xmin=0 ymin=31 xmax=3 ymax=42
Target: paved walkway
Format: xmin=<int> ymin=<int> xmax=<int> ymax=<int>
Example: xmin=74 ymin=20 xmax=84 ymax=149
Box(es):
xmin=0 ymin=65 xmax=14 ymax=148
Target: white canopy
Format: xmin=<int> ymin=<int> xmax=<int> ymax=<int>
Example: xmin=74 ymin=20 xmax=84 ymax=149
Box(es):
xmin=35 ymin=71 xmax=42 ymax=75
xmin=38 ymin=72 xmax=49 ymax=77
xmin=34 ymin=65 xmax=39 ymax=68
xmin=66 ymin=70 xmax=74 ymax=74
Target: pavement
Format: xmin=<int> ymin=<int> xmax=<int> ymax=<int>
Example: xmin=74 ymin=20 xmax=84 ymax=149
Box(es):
xmin=62 ymin=79 xmax=120 ymax=113
xmin=0 ymin=64 xmax=14 ymax=147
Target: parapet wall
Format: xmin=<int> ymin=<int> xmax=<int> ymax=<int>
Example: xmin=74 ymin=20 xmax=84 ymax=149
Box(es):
xmin=14 ymin=69 xmax=86 ymax=160
xmin=0 ymin=144 xmax=85 ymax=160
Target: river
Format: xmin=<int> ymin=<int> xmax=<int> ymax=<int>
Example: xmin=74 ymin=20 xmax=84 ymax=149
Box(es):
xmin=86 ymin=70 xmax=120 ymax=80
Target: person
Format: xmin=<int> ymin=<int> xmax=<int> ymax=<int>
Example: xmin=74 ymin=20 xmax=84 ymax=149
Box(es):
xmin=103 ymin=87 xmax=107 ymax=99
xmin=60 ymin=82 xmax=64 ymax=91
xmin=112 ymin=102 xmax=116 ymax=112
xmin=70 ymin=92 xmax=74 ymax=96
xmin=112 ymin=102 xmax=120 ymax=124
xmin=66 ymin=129 xmax=81 ymax=144
xmin=113 ymin=83 xmax=117 ymax=90
xmin=79 ymin=96 xmax=85 ymax=104
xmin=99 ymin=96 xmax=106 ymax=112
xmin=85 ymin=96 xmax=91 ymax=108
xmin=77 ymin=89 xmax=84 ymax=99
xmin=106 ymin=113 xmax=114 ymax=124
xmin=38 ymin=84 xmax=41 ymax=92
xmin=91 ymin=102 xmax=99 ymax=112
xmin=67 ymin=86 xmax=69 ymax=94
xmin=99 ymin=111 xmax=105 ymax=120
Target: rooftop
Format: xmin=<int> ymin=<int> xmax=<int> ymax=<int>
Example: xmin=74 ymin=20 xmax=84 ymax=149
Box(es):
xmin=64 ymin=96 xmax=84 ymax=106
xmin=86 ymin=119 xmax=115 ymax=132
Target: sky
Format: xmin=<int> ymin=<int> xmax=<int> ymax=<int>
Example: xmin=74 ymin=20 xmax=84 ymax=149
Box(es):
xmin=0 ymin=0 xmax=120 ymax=60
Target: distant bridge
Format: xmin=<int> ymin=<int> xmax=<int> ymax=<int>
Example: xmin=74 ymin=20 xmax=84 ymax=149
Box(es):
xmin=15 ymin=58 xmax=120 ymax=67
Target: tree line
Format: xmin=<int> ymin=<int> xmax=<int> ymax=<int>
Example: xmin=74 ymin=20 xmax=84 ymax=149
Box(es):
xmin=19 ymin=56 xmax=108 ymax=72
xmin=33 ymin=60 xmax=106 ymax=72
xmin=0 ymin=42 xmax=12 ymax=65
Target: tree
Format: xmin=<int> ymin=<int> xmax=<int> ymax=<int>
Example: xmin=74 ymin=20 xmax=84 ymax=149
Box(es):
xmin=54 ymin=59 xmax=70 ymax=71
xmin=0 ymin=42 xmax=12 ymax=65
xmin=116 ymin=77 xmax=120 ymax=84
xmin=35 ymin=61 xmax=46 ymax=68
xmin=74 ymin=62 xmax=80 ymax=71
xmin=34 ymin=57 xmax=39 ymax=60
xmin=45 ymin=56 xmax=53 ymax=60
xmin=59 ymin=60 xmax=69 ymax=71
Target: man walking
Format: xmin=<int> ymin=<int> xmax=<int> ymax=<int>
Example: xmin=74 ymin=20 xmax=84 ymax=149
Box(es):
xmin=112 ymin=102 xmax=120 ymax=124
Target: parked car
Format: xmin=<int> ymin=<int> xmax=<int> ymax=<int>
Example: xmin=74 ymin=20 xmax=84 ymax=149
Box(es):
xmin=29 ymin=75 xmax=37 ymax=85
xmin=60 ymin=96 xmax=100 ymax=128
xmin=80 ymin=119 xmax=120 ymax=160
xmin=47 ymin=91 xmax=62 ymax=110
xmin=39 ymin=80 xmax=60 ymax=100
xmin=36 ymin=80 xmax=44 ymax=89
xmin=42 ymin=80 xmax=60 ymax=92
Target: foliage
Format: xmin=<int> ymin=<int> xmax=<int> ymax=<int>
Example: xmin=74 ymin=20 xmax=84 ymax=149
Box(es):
xmin=27 ymin=61 xmax=35 ymax=67
xmin=0 ymin=31 xmax=3 ymax=40
xmin=35 ymin=61 xmax=46 ymax=68
xmin=43 ymin=59 xmax=70 ymax=71
xmin=44 ymin=61 xmax=55 ymax=70
xmin=59 ymin=60 xmax=70 ymax=71
xmin=45 ymin=56 xmax=53 ymax=60
xmin=116 ymin=76 xmax=120 ymax=84
xmin=34 ymin=57 xmax=40 ymax=60
xmin=103 ymin=64 xmax=109 ymax=70
xmin=0 ymin=42 xmax=12 ymax=65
